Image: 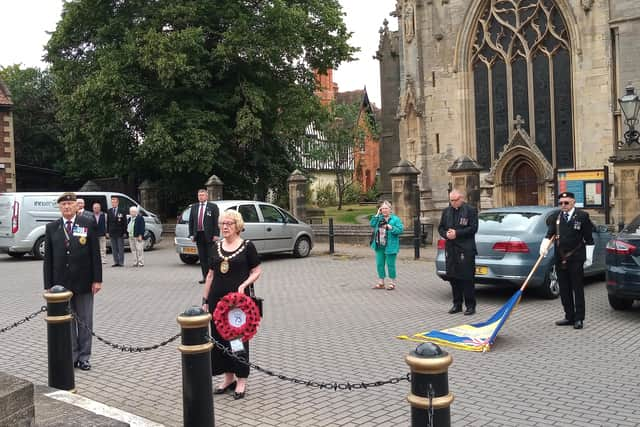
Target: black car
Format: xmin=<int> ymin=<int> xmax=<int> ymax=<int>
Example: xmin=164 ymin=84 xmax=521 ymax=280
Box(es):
xmin=605 ymin=214 xmax=640 ymax=310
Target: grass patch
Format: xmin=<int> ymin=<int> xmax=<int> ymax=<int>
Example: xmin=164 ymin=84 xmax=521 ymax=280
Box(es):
xmin=321 ymin=204 xmax=375 ymax=224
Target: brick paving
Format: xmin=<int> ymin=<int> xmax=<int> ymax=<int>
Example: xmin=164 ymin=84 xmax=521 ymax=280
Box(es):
xmin=1 ymin=240 xmax=640 ymax=426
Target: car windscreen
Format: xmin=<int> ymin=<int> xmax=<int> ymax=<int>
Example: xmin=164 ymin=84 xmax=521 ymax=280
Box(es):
xmin=479 ymin=212 xmax=541 ymax=233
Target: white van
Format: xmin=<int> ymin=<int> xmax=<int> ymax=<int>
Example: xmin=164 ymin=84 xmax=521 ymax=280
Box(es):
xmin=0 ymin=192 xmax=163 ymax=259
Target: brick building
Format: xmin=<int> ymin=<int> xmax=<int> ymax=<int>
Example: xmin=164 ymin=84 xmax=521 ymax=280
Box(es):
xmin=0 ymin=80 xmax=16 ymax=192
xmin=378 ymin=0 xmax=640 ymax=225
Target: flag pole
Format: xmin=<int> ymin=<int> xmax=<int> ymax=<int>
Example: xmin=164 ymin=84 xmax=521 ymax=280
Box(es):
xmin=519 ymin=236 xmax=556 ymax=292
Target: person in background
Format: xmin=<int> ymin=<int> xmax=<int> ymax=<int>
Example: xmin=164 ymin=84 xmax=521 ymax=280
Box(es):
xmin=76 ymin=198 xmax=92 ymax=219
xmin=106 ymin=196 xmax=126 ymax=267
xmin=370 ymin=200 xmax=404 ymax=290
xmin=189 ymin=189 xmax=220 ymax=284
xmin=92 ymin=202 xmax=107 ymax=264
xmin=438 ymin=189 xmax=479 ymax=315
xmin=43 ymin=192 xmax=102 ymax=371
xmin=127 ymin=206 xmax=145 ymax=267
xmin=202 ymin=210 xmax=261 ymax=400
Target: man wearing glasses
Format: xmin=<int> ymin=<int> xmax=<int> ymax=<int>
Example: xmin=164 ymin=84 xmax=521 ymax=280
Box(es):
xmin=540 ymin=192 xmax=594 ymax=330
xmin=438 ymin=189 xmax=479 ymax=315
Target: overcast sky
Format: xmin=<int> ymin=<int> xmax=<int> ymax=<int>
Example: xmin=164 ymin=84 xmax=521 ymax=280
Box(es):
xmin=0 ymin=0 xmax=397 ymax=106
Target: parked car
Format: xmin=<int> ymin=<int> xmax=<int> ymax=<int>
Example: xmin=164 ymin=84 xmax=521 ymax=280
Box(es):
xmin=175 ymin=200 xmax=314 ymax=264
xmin=0 ymin=191 xmax=162 ymax=259
xmin=605 ymin=214 xmax=640 ymax=310
xmin=435 ymin=206 xmax=610 ymax=299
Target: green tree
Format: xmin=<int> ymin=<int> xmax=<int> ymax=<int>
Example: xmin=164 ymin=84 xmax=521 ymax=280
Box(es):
xmin=45 ymin=0 xmax=355 ymax=198
xmin=0 ymin=65 xmax=64 ymax=169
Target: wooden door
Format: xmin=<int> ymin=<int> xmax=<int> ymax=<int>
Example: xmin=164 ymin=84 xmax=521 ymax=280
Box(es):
xmin=514 ymin=163 xmax=538 ymax=205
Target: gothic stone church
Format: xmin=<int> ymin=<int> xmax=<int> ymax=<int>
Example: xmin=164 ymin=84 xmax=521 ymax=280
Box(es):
xmin=377 ymin=0 xmax=640 ymax=226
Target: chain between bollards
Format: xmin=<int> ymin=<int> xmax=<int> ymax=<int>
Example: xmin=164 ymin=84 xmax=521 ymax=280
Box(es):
xmin=0 ymin=306 xmax=46 ymax=334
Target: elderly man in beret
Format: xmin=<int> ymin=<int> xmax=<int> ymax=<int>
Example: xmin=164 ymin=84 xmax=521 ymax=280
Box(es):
xmin=540 ymin=192 xmax=594 ymax=330
xmin=43 ymin=192 xmax=102 ymax=371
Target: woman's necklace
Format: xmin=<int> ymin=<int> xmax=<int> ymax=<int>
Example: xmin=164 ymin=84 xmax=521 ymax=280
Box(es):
xmin=217 ymin=239 xmax=246 ymax=274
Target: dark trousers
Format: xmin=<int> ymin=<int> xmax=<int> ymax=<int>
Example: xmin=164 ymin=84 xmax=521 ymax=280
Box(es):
xmin=556 ymin=261 xmax=585 ymax=321
xmin=71 ymin=292 xmax=94 ymax=363
xmin=196 ymin=231 xmax=214 ymax=279
xmin=111 ymin=236 xmax=125 ymax=266
xmin=450 ymin=279 xmax=476 ymax=309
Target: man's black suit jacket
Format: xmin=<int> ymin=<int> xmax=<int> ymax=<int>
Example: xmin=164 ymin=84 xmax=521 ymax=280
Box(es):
xmin=107 ymin=207 xmax=127 ymax=237
xmin=43 ymin=215 xmax=102 ymax=295
xmin=188 ymin=201 xmax=220 ymax=241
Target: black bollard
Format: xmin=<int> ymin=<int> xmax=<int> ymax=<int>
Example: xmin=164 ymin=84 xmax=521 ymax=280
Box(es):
xmin=43 ymin=285 xmax=75 ymax=392
xmin=328 ymin=217 xmax=335 ymax=254
xmin=405 ymin=342 xmax=454 ymax=427
xmin=177 ymin=306 xmax=214 ymax=427
xmin=413 ymin=216 xmax=421 ymax=260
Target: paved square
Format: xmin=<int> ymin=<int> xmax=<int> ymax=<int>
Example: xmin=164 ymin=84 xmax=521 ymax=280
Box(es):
xmin=1 ymin=241 xmax=639 ymax=426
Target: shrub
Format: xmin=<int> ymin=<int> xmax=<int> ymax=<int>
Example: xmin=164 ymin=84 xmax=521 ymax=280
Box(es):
xmin=342 ymin=182 xmax=362 ymax=204
xmin=316 ymin=183 xmax=337 ymax=207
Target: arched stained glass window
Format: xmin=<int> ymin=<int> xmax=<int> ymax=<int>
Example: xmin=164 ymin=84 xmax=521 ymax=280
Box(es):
xmin=471 ymin=0 xmax=573 ymax=170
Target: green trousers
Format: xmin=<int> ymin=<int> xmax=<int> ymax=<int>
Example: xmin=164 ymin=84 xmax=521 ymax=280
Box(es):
xmin=375 ymin=249 xmax=397 ymax=280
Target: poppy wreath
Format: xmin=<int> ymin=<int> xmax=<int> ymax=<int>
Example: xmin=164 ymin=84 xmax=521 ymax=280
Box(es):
xmin=213 ymin=292 xmax=261 ymax=342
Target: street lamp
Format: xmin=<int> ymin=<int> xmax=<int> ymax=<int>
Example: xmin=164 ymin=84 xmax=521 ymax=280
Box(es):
xmin=618 ymin=83 xmax=640 ymax=147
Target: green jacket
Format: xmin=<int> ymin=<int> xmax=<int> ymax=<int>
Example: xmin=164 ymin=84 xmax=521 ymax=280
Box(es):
xmin=370 ymin=214 xmax=404 ymax=254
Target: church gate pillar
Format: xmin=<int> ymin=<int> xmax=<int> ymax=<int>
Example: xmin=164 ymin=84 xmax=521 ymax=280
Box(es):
xmin=448 ymin=156 xmax=483 ymax=209
xmin=389 ymin=160 xmax=421 ymax=228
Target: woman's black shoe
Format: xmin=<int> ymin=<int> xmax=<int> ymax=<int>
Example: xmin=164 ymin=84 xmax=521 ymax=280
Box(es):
xmin=213 ymin=381 xmax=236 ymax=395
xmin=233 ymin=391 xmax=245 ymax=400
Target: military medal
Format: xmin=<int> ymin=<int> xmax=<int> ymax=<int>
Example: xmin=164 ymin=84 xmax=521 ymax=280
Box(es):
xmin=79 ymin=236 xmax=87 ymax=245
xmin=216 ymin=240 xmax=248 ymax=274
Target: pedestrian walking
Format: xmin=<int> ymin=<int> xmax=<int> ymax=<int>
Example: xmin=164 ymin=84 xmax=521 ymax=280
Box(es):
xmin=201 ymin=210 xmax=262 ymax=399
xmin=127 ymin=206 xmax=145 ymax=267
xmin=43 ymin=192 xmax=102 ymax=371
xmin=370 ymin=200 xmax=404 ymax=290
xmin=188 ymin=189 xmax=219 ymax=284
xmin=106 ymin=196 xmax=126 ymax=267
xmin=438 ymin=189 xmax=479 ymax=315
xmin=92 ymin=202 xmax=108 ymax=264
xmin=540 ymin=191 xmax=594 ymax=329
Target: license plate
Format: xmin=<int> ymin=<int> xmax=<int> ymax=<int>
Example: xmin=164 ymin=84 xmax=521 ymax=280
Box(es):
xmin=475 ymin=266 xmax=488 ymax=275
xmin=183 ymin=247 xmax=197 ymax=254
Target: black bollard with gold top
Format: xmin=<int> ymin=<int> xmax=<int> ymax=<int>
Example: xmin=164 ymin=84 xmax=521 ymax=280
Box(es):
xmin=43 ymin=285 xmax=75 ymax=392
xmin=405 ymin=342 xmax=454 ymax=427
xmin=177 ymin=306 xmax=214 ymax=427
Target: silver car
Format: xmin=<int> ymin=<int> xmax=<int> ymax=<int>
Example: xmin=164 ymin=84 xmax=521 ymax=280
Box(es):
xmin=435 ymin=206 xmax=610 ymax=299
xmin=175 ymin=200 xmax=314 ymax=264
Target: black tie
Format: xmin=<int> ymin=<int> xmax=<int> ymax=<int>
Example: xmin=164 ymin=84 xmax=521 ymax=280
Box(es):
xmin=564 ymin=212 xmax=569 ymax=222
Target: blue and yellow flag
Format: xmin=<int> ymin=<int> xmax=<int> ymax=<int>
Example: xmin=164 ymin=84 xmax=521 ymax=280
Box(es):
xmin=397 ymin=290 xmax=523 ymax=352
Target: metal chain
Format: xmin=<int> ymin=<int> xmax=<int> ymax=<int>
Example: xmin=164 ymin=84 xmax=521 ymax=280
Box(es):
xmin=427 ymin=383 xmax=434 ymax=427
xmin=0 ymin=306 xmax=46 ymax=334
xmin=72 ymin=310 xmax=181 ymax=352
xmin=206 ymin=334 xmax=410 ymax=391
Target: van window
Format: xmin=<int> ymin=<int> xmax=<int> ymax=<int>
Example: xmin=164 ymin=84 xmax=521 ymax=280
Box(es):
xmin=81 ymin=194 xmax=108 ymax=213
xmin=238 ymin=204 xmax=259 ymax=223
xmin=113 ymin=195 xmax=136 ymax=214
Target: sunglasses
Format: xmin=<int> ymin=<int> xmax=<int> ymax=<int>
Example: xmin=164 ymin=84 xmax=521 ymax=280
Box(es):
xmin=558 ymin=201 xmax=572 ymax=206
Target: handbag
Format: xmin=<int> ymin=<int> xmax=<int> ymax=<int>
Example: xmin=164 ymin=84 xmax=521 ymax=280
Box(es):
xmin=249 ymin=284 xmax=263 ymax=318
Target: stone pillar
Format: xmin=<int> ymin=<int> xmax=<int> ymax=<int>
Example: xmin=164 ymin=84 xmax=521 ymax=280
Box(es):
xmin=138 ymin=180 xmax=160 ymax=214
xmin=448 ymin=156 xmax=483 ymax=209
xmin=389 ymin=160 xmax=421 ymax=227
xmin=609 ymin=151 xmax=640 ymax=226
xmin=0 ymin=80 xmax=16 ymax=192
xmin=205 ymin=174 xmax=224 ymax=201
xmin=287 ymin=169 xmax=307 ymax=220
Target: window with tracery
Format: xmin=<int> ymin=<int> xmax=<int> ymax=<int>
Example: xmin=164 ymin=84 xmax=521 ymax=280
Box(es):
xmin=471 ymin=0 xmax=573 ymax=170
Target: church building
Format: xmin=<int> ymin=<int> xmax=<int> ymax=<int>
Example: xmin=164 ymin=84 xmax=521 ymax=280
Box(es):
xmin=377 ymin=0 xmax=640 ymax=226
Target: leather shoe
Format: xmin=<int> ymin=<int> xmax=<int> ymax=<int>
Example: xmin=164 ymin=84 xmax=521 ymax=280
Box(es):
xmin=198 ymin=279 xmax=206 ymax=284
xmin=77 ymin=361 xmax=91 ymax=371
xmin=555 ymin=319 xmax=573 ymax=326
xmin=448 ymin=305 xmax=462 ymax=314
xmin=463 ymin=307 xmax=476 ymax=316
xmin=213 ymin=381 xmax=236 ymax=395
xmin=573 ymin=320 xmax=583 ymax=329
xmin=233 ymin=391 xmax=245 ymax=400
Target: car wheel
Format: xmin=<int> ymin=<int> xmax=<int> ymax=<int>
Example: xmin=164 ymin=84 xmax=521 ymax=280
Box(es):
xmin=8 ymin=251 xmax=26 ymax=258
xmin=143 ymin=231 xmax=155 ymax=251
xmin=32 ymin=236 xmax=46 ymax=260
xmin=179 ymin=254 xmax=199 ymax=264
xmin=608 ymin=294 xmax=633 ymax=310
xmin=293 ymin=236 xmax=311 ymax=258
xmin=537 ymin=265 xmax=560 ymax=299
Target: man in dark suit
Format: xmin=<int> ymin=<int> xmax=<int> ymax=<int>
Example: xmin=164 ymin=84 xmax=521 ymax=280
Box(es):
xmin=106 ymin=196 xmax=127 ymax=267
xmin=92 ymin=202 xmax=108 ymax=264
xmin=188 ymin=189 xmax=220 ymax=283
xmin=438 ymin=189 xmax=479 ymax=315
xmin=44 ymin=192 xmax=102 ymax=371
xmin=541 ymin=191 xmax=594 ymax=329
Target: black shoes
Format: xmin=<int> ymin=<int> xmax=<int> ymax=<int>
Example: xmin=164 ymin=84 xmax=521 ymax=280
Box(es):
xmin=234 ymin=391 xmax=245 ymax=400
xmin=213 ymin=381 xmax=236 ymax=395
xmin=555 ymin=319 xmax=573 ymax=326
xmin=463 ymin=307 xmax=476 ymax=316
xmin=74 ymin=360 xmax=91 ymax=371
xmin=448 ymin=305 xmax=462 ymax=314
xmin=198 ymin=279 xmax=206 ymax=284
xmin=573 ymin=320 xmax=583 ymax=329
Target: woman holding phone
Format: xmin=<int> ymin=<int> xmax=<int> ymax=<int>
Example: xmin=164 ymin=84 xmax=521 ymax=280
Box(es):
xmin=369 ymin=200 xmax=403 ymax=290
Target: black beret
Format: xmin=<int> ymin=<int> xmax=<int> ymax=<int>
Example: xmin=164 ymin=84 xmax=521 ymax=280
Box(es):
xmin=558 ymin=192 xmax=575 ymax=199
xmin=57 ymin=192 xmax=77 ymax=203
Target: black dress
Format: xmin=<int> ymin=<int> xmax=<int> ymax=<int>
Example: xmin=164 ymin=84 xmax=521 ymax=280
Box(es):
xmin=207 ymin=239 xmax=260 ymax=378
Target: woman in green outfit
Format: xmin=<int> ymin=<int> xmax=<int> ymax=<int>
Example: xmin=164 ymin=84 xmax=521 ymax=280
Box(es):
xmin=370 ymin=200 xmax=404 ymax=290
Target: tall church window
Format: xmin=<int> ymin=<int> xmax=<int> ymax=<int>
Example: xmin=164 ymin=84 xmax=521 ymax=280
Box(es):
xmin=471 ymin=0 xmax=573 ymax=169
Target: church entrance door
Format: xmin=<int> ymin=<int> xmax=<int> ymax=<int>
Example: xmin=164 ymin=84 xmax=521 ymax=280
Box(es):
xmin=514 ymin=163 xmax=538 ymax=205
